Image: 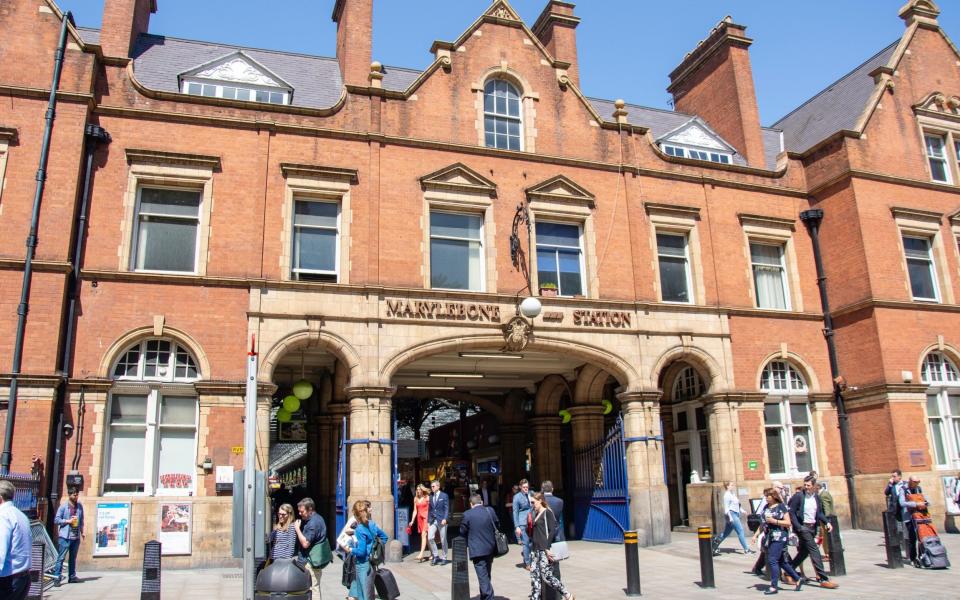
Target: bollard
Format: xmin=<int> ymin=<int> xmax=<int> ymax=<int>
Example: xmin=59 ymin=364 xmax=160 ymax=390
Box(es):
xmin=881 ymin=511 xmax=903 ymax=569
xmin=826 ymin=515 xmax=845 ymax=577
xmin=697 ymin=526 xmax=715 ymax=588
xmin=141 ymin=540 xmax=162 ymax=600
xmin=27 ymin=542 xmax=44 ymax=600
xmin=451 ymin=536 xmax=469 ymax=600
xmin=624 ymin=530 xmax=642 ymax=596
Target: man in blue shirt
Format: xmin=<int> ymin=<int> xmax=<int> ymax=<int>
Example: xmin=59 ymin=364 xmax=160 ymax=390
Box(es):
xmin=0 ymin=480 xmax=32 ymax=600
xmin=294 ymin=497 xmax=327 ymax=600
xmin=512 ymin=478 xmax=532 ymax=570
xmin=52 ymin=486 xmax=85 ymax=585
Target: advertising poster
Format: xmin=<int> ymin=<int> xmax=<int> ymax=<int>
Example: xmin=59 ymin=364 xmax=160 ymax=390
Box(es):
xmin=943 ymin=475 xmax=960 ymax=516
xmin=159 ymin=502 xmax=193 ymax=555
xmin=94 ymin=502 xmax=131 ymax=556
xmin=278 ymin=420 xmax=307 ymax=441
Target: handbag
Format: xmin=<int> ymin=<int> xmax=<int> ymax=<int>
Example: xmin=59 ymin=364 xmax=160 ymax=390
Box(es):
xmin=341 ymin=551 xmax=356 ymax=588
xmin=308 ymin=538 xmax=333 ymax=568
xmin=405 ymin=524 xmax=412 ymax=536
xmin=549 ymin=541 xmax=570 ymax=561
xmin=488 ymin=508 xmax=509 ymax=557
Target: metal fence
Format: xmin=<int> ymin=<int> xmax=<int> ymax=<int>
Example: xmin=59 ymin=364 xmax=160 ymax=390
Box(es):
xmin=2 ymin=470 xmax=42 ymax=519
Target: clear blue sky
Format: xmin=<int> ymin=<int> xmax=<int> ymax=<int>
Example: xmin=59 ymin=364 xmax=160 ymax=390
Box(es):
xmin=56 ymin=0 xmax=960 ymax=125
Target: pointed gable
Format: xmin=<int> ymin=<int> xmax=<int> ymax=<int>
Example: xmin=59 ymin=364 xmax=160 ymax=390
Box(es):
xmin=526 ymin=175 xmax=595 ymax=208
xmin=485 ymin=0 xmax=521 ymax=22
xmin=657 ymin=118 xmax=736 ymax=153
xmin=419 ymin=163 xmax=498 ymax=197
xmin=914 ymin=91 xmax=960 ymax=117
xmin=179 ymin=50 xmax=293 ymax=91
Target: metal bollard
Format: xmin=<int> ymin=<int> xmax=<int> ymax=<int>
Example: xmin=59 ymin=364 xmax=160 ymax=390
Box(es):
xmin=697 ymin=526 xmax=715 ymax=588
xmin=826 ymin=515 xmax=845 ymax=577
xmin=881 ymin=511 xmax=903 ymax=569
xmin=451 ymin=536 xmax=469 ymax=600
xmin=141 ymin=540 xmax=162 ymax=600
xmin=27 ymin=543 xmax=44 ymax=600
xmin=624 ymin=530 xmax=642 ymax=596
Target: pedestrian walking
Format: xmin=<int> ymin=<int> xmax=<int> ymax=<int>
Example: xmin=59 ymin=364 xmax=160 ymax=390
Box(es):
xmin=760 ymin=487 xmax=804 ymax=595
xmin=788 ymin=476 xmax=838 ymax=589
xmin=407 ymin=484 xmax=430 ymax=562
xmin=51 ymin=485 xmax=85 ymax=585
xmin=294 ymin=497 xmax=328 ymax=599
xmin=541 ymin=481 xmax=565 ymax=600
xmin=816 ymin=482 xmax=834 ymax=560
xmin=0 ymin=480 xmax=32 ymax=600
xmin=512 ymin=479 xmax=533 ymax=570
xmin=505 ymin=485 xmax=519 ymax=542
xmin=527 ymin=492 xmax=574 ymax=600
xmin=345 ymin=500 xmax=388 ymax=600
xmin=460 ymin=493 xmax=499 ymax=600
xmin=427 ymin=480 xmax=450 ymax=565
xmin=713 ymin=481 xmax=753 ymax=556
xmin=270 ymin=503 xmax=297 ymax=560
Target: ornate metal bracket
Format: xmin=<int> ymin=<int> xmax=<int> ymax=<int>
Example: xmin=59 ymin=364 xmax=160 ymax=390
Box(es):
xmin=510 ymin=201 xmax=532 ymax=295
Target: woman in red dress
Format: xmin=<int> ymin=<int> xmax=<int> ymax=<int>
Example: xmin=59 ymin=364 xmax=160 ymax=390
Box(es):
xmin=408 ymin=484 xmax=431 ymax=562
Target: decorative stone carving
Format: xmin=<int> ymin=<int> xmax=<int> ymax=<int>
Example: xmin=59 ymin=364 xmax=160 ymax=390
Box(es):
xmin=502 ymin=316 xmax=533 ymax=352
xmin=486 ymin=1 xmax=519 ymax=20
xmin=194 ymin=57 xmax=282 ymax=87
xmin=665 ymin=124 xmax=726 ymax=150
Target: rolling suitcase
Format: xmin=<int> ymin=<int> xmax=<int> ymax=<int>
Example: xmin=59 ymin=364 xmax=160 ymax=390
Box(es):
xmin=374 ymin=567 xmax=400 ymax=600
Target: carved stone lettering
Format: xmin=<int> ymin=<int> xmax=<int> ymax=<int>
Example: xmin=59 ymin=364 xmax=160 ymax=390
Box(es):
xmin=572 ymin=310 xmax=632 ymax=328
xmin=385 ymin=299 xmax=501 ymax=322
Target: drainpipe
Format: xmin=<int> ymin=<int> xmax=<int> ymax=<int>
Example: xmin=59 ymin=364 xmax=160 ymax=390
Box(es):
xmin=800 ymin=208 xmax=860 ymax=530
xmin=1 ymin=11 xmax=73 ymax=475
xmin=46 ymin=124 xmax=110 ymax=528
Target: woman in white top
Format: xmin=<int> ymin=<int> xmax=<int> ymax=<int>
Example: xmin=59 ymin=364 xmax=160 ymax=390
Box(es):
xmin=713 ymin=481 xmax=753 ymax=555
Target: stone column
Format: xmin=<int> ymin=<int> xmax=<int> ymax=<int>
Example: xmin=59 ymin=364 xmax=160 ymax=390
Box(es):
xmin=529 ymin=416 xmax=563 ymax=491
xmin=346 ymin=387 xmax=395 ymax=537
xmin=568 ymin=405 xmax=604 ymax=450
xmin=619 ymin=391 xmax=671 ymax=546
xmin=703 ymin=396 xmax=744 ymax=484
xmin=499 ymin=424 xmax=527 ymax=490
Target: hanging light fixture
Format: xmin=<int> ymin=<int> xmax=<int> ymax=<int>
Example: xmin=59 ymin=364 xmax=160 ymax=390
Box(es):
xmin=282 ymin=395 xmax=301 ymax=413
xmin=293 ymin=349 xmax=313 ymax=400
xmin=276 ymin=408 xmax=292 ymax=423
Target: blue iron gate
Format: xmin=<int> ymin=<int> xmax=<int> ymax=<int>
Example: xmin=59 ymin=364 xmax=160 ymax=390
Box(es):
xmin=573 ymin=416 xmax=630 ymax=543
xmin=334 ymin=417 xmax=400 ymax=540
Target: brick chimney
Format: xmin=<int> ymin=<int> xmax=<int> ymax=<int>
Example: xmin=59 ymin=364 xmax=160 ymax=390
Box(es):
xmin=668 ymin=17 xmax=765 ymax=168
xmin=332 ymin=0 xmax=373 ymax=88
xmin=532 ymin=1 xmax=581 ymax=87
xmin=899 ymin=0 xmax=940 ymax=28
xmin=100 ymin=0 xmax=156 ymax=59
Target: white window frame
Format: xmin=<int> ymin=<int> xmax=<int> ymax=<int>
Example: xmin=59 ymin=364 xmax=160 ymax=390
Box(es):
xmin=428 ymin=210 xmax=486 ymax=292
xmin=103 ymin=390 xmax=199 ymax=496
xmin=924 ymin=133 xmax=953 ymax=184
xmin=291 ymin=197 xmax=340 ymax=282
xmin=902 ymin=234 xmax=940 ymax=302
xmin=763 ymin=397 xmax=817 ymax=478
xmin=181 ymin=78 xmax=289 ymax=105
xmin=483 ymin=79 xmax=523 ymax=151
xmin=656 ymin=231 xmax=694 ymax=304
xmin=534 ymin=220 xmax=586 ymax=297
xmin=130 ymin=185 xmax=203 ymax=275
xmin=750 ymin=241 xmax=791 ymax=310
xmin=112 ymin=338 xmax=200 ymax=384
xmin=921 ymin=352 xmax=960 ymax=469
xmin=661 ymin=143 xmax=731 ymax=164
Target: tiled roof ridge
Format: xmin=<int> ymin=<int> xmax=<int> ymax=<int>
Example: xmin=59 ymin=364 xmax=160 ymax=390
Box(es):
xmin=771 ymin=40 xmax=899 ymax=128
xmin=586 ymin=96 xmax=781 ymax=131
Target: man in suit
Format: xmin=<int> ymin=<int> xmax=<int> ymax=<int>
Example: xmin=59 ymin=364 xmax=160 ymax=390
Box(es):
xmin=541 ymin=481 xmax=564 ymax=600
xmin=428 ymin=480 xmax=450 ymax=565
xmin=512 ymin=479 xmax=533 ymax=569
xmin=460 ymin=494 xmax=499 ymax=600
xmin=788 ymin=475 xmax=838 ymax=589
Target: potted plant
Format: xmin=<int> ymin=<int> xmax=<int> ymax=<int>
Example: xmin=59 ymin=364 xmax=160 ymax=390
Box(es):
xmin=539 ymin=282 xmax=558 ymax=297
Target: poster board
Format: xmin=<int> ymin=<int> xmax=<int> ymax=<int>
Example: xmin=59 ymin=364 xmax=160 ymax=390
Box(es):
xmin=943 ymin=475 xmax=960 ymax=516
xmin=94 ymin=502 xmax=131 ymax=556
xmin=278 ymin=421 xmax=307 ymax=441
xmin=158 ymin=502 xmax=193 ymax=555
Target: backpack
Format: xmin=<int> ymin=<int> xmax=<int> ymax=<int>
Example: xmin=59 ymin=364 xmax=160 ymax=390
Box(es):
xmin=367 ymin=524 xmax=385 ymax=567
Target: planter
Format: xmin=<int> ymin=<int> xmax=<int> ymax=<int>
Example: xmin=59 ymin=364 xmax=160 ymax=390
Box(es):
xmin=539 ymin=287 xmax=558 ymax=297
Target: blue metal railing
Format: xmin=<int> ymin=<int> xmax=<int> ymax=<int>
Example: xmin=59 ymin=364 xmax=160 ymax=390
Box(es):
xmin=573 ymin=416 xmax=630 ymax=543
xmin=3 ymin=471 xmax=41 ymax=519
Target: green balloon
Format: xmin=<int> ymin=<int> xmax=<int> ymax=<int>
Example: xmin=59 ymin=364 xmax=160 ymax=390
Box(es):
xmin=293 ymin=379 xmax=313 ymax=400
xmin=602 ymin=399 xmax=613 ymax=415
xmin=282 ymin=395 xmax=301 ymax=413
xmin=559 ymin=409 xmax=571 ymax=424
xmin=276 ymin=408 xmax=292 ymax=423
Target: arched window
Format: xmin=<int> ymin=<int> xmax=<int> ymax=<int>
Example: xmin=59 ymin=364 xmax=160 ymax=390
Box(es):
xmin=670 ymin=364 xmax=711 ymax=499
xmin=761 ymin=360 xmax=815 ymax=476
xmin=483 ymin=79 xmax=522 ymax=150
xmin=105 ymin=338 xmax=200 ymax=495
xmin=921 ymin=352 xmax=960 ymax=467
xmin=672 ymin=365 xmax=706 ymax=402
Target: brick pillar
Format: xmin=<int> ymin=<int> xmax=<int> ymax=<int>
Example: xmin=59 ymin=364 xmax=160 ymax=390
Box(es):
xmin=100 ymin=0 xmax=156 ymax=59
xmin=529 ymin=416 xmax=563 ymax=491
xmin=620 ymin=391 xmax=671 ymax=546
xmin=346 ymin=387 xmax=395 ymax=536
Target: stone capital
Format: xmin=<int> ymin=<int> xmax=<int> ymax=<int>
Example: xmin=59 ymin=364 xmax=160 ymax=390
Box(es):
xmin=344 ymin=386 xmax=396 ymax=400
xmin=567 ymin=404 xmax=604 ymax=419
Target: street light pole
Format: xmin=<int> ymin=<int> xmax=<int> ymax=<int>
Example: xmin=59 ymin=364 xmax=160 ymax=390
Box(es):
xmin=800 ymin=208 xmax=860 ymax=529
xmin=243 ymin=335 xmax=259 ymax=600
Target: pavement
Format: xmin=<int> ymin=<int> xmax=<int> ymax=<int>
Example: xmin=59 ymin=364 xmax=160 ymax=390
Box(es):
xmin=44 ymin=529 xmax=959 ymax=600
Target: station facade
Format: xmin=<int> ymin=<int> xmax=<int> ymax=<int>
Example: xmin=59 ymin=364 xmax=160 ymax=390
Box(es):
xmin=1 ymin=0 xmax=960 ymax=568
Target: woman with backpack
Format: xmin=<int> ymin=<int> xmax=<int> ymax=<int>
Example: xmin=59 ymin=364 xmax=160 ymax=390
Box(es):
xmin=345 ymin=500 xmax=388 ymax=600
xmin=760 ymin=487 xmax=804 ymax=595
xmin=527 ymin=492 xmax=575 ymax=600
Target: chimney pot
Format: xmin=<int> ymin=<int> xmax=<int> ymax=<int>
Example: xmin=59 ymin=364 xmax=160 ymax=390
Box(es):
xmin=100 ymin=0 xmax=156 ymax=59
xmin=532 ymin=1 xmax=581 ymax=88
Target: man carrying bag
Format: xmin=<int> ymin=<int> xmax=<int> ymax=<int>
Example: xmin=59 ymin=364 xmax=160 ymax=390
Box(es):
xmin=294 ymin=498 xmax=330 ymax=599
xmin=460 ymin=494 xmax=501 ymax=600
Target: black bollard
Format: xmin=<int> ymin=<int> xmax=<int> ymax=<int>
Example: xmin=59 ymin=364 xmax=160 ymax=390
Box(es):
xmin=697 ymin=526 xmax=715 ymax=588
xmin=27 ymin=543 xmax=44 ymax=600
xmin=141 ymin=540 xmax=162 ymax=600
xmin=451 ymin=536 xmax=469 ymax=600
xmin=826 ymin=516 xmax=845 ymax=577
xmin=624 ymin=530 xmax=642 ymax=596
xmin=881 ymin=511 xmax=903 ymax=569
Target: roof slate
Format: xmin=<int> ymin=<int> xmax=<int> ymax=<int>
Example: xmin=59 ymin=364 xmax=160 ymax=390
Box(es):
xmin=773 ymin=42 xmax=897 ymax=154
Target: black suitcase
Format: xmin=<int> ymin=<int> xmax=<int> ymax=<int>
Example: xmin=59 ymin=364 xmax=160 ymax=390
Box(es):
xmin=374 ymin=567 xmax=401 ymax=600
xmin=921 ymin=536 xmax=950 ymax=569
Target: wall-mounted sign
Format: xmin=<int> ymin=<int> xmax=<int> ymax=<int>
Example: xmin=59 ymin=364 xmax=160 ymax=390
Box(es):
xmin=231 ymin=446 xmax=244 ymax=455
xmin=747 ymin=460 xmax=759 ymax=471
xmin=943 ymin=475 xmax=959 ymax=516
xmin=385 ymin=299 xmax=502 ymax=322
xmin=541 ymin=311 xmax=564 ymax=322
xmin=94 ymin=502 xmax=131 ymax=557
xmin=158 ymin=503 xmax=192 ymax=556
xmin=573 ymin=310 xmax=632 ymax=328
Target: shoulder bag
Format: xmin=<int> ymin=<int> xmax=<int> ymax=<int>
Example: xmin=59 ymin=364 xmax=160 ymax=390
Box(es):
xmin=544 ymin=510 xmax=570 ymax=561
xmin=489 ymin=508 xmax=509 ymax=557
xmin=308 ymin=537 xmax=333 ymax=569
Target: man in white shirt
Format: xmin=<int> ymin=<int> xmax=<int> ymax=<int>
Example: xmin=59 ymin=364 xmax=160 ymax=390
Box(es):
xmin=787 ymin=475 xmax=837 ymax=589
xmin=0 ymin=480 xmax=32 ymax=600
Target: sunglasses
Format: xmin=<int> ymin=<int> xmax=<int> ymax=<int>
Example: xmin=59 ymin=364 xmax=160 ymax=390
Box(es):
xmin=278 ymin=511 xmax=289 ymax=516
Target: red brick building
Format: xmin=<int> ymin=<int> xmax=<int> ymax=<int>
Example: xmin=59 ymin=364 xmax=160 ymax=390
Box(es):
xmin=1 ymin=0 xmax=958 ymax=567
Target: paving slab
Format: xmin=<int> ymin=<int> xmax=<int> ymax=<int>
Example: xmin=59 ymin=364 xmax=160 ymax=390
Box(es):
xmin=44 ymin=529 xmax=959 ymax=599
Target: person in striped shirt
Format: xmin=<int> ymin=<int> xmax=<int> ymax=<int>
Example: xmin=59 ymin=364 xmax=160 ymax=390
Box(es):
xmin=270 ymin=503 xmax=297 ymax=560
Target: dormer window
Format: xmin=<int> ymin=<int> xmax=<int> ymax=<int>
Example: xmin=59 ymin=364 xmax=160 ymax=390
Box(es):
xmin=657 ymin=117 xmax=736 ymax=165
xmin=178 ymin=51 xmax=293 ymax=107
xmin=662 ymin=144 xmax=731 ymax=164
